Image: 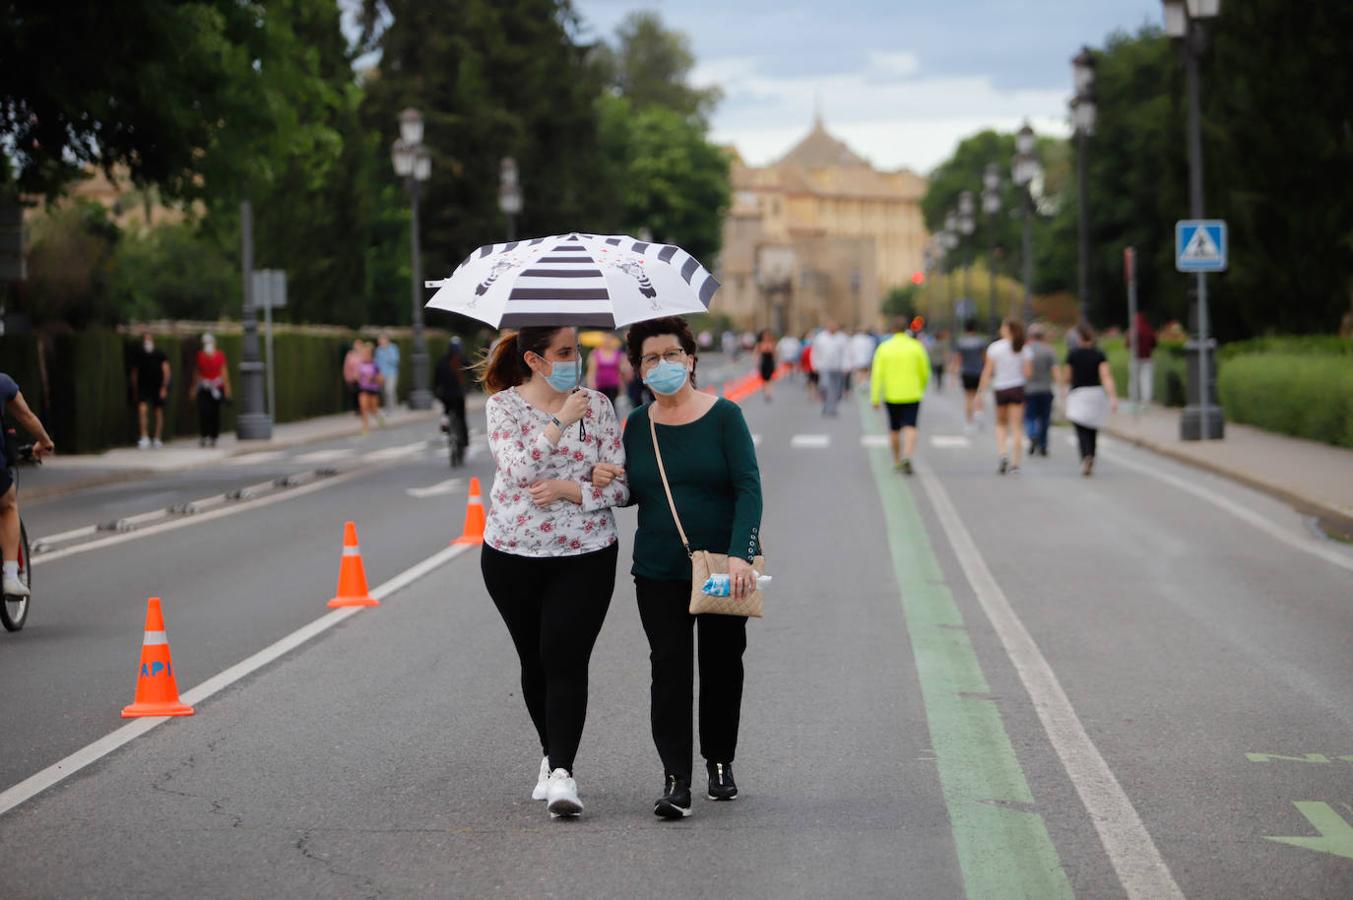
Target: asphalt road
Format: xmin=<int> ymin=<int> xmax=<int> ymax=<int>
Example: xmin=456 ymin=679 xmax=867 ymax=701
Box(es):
xmin=0 ymin=369 xmax=1349 ymax=899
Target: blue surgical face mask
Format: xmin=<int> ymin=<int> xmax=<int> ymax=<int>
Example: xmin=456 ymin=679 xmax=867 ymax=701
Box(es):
xmin=644 ymin=360 xmax=689 ymax=395
xmin=543 ymin=358 xmax=581 ymax=393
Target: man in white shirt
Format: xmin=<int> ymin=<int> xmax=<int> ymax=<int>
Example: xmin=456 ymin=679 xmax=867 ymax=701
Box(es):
xmin=850 ymin=330 xmax=877 ymax=389
xmin=813 ymin=322 xmax=851 ymax=417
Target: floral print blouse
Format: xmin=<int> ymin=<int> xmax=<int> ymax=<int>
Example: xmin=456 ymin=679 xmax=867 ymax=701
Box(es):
xmin=484 ymin=386 xmax=629 ymax=557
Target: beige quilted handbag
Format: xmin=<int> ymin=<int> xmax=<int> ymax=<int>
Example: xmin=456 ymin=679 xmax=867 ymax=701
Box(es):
xmin=649 ymin=414 xmax=765 ymax=618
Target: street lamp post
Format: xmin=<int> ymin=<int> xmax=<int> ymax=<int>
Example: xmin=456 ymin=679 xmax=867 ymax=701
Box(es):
xmin=499 ymin=157 xmax=523 ymax=243
xmin=392 ymin=108 xmax=434 ymax=411
xmin=982 ymin=163 xmax=1002 ymax=331
xmin=958 ymin=192 xmax=975 ymax=322
xmin=1164 ymin=0 xmax=1223 ymax=440
xmin=1011 ymin=122 xmax=1042 ymax=322
xmin=1071 ymin=47 xmax=1097 ymax=326
xmin=235 ymin=199 xmax=272 ymax=439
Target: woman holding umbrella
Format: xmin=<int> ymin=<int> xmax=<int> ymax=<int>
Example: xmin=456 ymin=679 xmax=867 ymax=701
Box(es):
xmin=477 ymin=326 xmax=629 ymax=819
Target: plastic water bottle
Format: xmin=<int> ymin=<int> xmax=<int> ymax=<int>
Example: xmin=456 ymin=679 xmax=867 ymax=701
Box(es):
xmin=701 ymin=572 xmax=773 ymax=597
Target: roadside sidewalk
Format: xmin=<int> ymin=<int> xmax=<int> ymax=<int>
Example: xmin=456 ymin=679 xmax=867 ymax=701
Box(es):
xmin=25 ymin=399 xmax=483 ymax=501
xmin=1103 ymin=404 xmax=1353 ymax=531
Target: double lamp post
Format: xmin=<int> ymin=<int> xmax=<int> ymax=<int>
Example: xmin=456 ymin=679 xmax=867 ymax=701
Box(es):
xmin=391 ymin=109 xmax=435 ymax=410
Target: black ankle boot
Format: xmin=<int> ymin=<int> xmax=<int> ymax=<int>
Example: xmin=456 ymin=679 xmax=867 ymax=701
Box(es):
xmin=655 ymin=774 xmax=692 ymax=819
xmin=706 ymin=761 xmax=738 ymax=801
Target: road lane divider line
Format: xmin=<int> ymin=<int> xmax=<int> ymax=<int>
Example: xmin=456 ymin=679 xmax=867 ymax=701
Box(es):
xmin=1102 ymin=447 xmax=1353 ymax=574
xmin=790 ymin=434 xmax=831 ymax=448
xmin=30 ymin=467 xmax=370 ymax=566
xmin=913 ymin=459 xmax=1185 ymax=900
xmin=406 ymin=477 xmax=465 ymax=499
xmin=859 ymin=405 xmax=1074 ymax=899
xmin=0 ymin=542 xmax=472 ymax=818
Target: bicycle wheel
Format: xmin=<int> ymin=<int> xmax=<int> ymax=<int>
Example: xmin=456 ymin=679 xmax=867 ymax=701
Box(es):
xmin=1 ymin=520 xmax=31 ymax=631
xmin=448 ymin=413 xmax=465 ymax=468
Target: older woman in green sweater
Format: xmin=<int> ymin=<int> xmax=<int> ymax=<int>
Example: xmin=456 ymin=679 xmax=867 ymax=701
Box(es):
xmin=593 ymin=316 xmax=763 ymax=820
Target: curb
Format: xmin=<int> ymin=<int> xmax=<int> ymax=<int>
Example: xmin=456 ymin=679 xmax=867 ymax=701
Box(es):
xmin=1102 ymin=423 xmax=1353 ymax=538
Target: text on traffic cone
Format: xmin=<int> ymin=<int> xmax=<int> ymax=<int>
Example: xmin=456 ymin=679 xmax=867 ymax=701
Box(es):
xmin=122 ymin=597 xmax=194 ymax=718
xmin=453 ymin=477 xmax=486 ymax=546
xmin=328 ymin=520 xmax=379 ymax=608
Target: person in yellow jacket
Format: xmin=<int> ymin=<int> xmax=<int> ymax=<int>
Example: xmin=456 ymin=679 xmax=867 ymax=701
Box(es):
xmin=870 ymin=318 xmax=931 ymax=475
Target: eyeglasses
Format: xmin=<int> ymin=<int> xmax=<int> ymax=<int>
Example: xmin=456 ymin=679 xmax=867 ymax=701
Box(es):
xmin=639 ymin=349 xmax=688 ymax=369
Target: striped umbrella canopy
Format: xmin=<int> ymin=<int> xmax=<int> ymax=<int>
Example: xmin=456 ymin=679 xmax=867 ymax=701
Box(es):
xmin=423 ymin=232 xmax=719 ymax=329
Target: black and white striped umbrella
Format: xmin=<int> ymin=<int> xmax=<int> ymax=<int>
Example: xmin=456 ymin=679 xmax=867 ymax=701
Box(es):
xmin=423 ymin=232 xmax=719 ymax=328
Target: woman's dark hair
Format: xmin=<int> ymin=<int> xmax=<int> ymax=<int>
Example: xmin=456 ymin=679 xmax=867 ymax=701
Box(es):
xmin=475 ymin=326 xmax=567 ymax=394
xmin=625 ymin=317 xmax=698 ymax=388
xmin=1004 ymin=318 xmax=1027 ymax=353
xmin=1075 ymin=322 xmax=1097 ymax=346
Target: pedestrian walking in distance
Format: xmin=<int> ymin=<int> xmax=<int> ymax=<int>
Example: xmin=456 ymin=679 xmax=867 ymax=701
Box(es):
xmin=756 ymin=329 xmax=778 ymax=402
xmin=871 ymin=317 xmax=931 ymax=475
xmin=602 ymin=316 xmax=762 ymax=820
xmin=355 ymin=343 xmax=383 ymax=436
xmin=1023 ymin=325 xmax=1057 ymax=458
xmin=130 ymin=332 xmax=171 ymax=449
xmin=374 ymin=332 xmax=401 ymax=422
xmin=1061 ymin=323 xmax=1119 ymax=476
xmin=1132 ymin=312 xmax=1157 ymax=407
xmin=194 ymin=333 xmax=231 ymax=448
xmin=813 ymin=322 xmax=851 ymax=417
xmin=477 ymin=326 xmax=629 ymax=819
xmin=926 ymin=328 xmax=948 ymax=393
xmin=585 ymin=333 xmax=626 ymax=407
xmin=342 ymin=339 xmax=365 ymax=415
xmin=978 ymin=318 xmax=1033 ymax=475
xmin=850 ymin=327 xmax=878 ymax=391
xmin=951 ymin=319 xmax=989 ymax=434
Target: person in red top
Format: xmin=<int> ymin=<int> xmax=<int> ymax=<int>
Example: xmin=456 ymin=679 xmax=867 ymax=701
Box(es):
xmin=1131 ymin=312 xmax=1158 ymax=406
xmin=194 ymin=333 xmax=232 ymax=448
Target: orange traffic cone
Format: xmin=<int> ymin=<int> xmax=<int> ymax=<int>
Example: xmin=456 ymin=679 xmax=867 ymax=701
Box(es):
xmin=453 ymin=477 xmax=486 ymax=546
xmin=122 ymin=597 xmax=194 ymax=718
xmin=328 ymin=521 xmax=378 ymax=608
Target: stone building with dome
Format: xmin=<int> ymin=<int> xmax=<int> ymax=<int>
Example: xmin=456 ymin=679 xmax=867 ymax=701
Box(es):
xmin=716 ymin=117 xmax=928 ymax=334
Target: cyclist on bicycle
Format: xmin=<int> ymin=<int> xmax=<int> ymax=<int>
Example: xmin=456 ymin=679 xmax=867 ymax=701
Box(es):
xmin=1 ymin=372 xmax=55 ymax=597
xmin=434 ymin=338 xmax=469 ymax=451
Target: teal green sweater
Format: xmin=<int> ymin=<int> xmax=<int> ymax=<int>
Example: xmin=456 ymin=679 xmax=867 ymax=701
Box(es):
xmin=623 ymin=398 xmax=763 ymax=582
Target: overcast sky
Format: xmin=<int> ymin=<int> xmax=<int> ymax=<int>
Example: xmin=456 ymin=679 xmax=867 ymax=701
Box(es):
xmin=572 ymin=1 xmax=1162 ymax=174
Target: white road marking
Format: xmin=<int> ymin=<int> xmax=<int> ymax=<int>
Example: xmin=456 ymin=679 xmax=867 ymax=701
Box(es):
xmin=294 ymin=448 xmax=356 ymax=464
xmin=915 ymin=461 xmax=1185 ymax=900
xmin=362 ymin=441 xmax=431 ymax=462
xmin=224 ymin=451 xmax=290 ymax=466
xmin=0 ymin=542 xmax=473 ymax=818
xmin=930 ymin=435 xmax=972 ymax=449
xmin=1103 ymin=447 xmax=1353 ymax=574
xmin=31 ymin=468 xmax=368 ymax=567
xmin=790 ymin=434 xmax=831 ymax=449
xmin=406 ymin=477 xmax=465 ymax=499
xmin=860 ymin=435 xmax=889 ymax=448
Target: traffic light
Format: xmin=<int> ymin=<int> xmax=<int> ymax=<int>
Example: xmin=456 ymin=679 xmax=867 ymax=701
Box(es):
xmin=911 ymin=271 xmax=925 ymax=285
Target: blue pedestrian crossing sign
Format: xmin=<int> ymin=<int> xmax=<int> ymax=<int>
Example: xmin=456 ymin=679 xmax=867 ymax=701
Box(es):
xmin=1176 ymin=220 xmax=1227 ymax=272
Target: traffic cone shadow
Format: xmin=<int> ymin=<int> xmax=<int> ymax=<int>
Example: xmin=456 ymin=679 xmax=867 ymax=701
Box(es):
xmin=328 ymin=521 xmax=379 ymax=608
xmin=453 ymin=477 xmax=486 ymax=546
xmin=122 ymin=597 xmax=194 ymax=718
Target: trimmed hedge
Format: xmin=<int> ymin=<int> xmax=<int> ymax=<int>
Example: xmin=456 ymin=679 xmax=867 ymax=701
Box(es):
xmin=1096 ymin=337 xmax=1190 ymax=407
xmin=1218 ymin=353 xmax=1353 ymax=447
xmin=1218 ymin=335 xmax=1352 ymax=361
xmin=0 ymin=328 xmax=476 ymax=454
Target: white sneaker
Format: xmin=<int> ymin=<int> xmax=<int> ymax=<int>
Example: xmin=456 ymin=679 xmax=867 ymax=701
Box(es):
xmin=137 ymin=437 xmax=151 ymax=450
xmin=545 ymin=768 xmax=582 ymax=818
xmin=152 ymin=438 xmax=164 ymax=449
xmin=2 ymin=573 xmax=30 ymax=598
xmin=532 ymin=757 xmax=550 ymax=801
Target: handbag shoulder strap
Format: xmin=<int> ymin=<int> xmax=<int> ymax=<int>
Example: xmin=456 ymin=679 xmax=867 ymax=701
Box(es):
xmin=649 ymin=412 xmax=693 ymax=558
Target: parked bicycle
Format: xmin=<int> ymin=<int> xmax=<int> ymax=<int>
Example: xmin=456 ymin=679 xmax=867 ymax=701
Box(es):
xmin=1 ymin=443 xmax=37 ymax=631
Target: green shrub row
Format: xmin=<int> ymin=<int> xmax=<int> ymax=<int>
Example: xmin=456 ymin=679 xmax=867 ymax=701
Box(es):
xmin=1218 ymin=353 xmax=1353 ymax=448
xmin=1087 ymin=337 xmax=1190 ymax=407
xmin=1 ymin=328 xmax=476 ymax=454
xmin=1218 ymin=335 xmax=1353 ymax=361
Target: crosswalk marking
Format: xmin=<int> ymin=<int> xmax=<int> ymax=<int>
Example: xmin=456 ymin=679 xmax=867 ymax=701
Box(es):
xmin=406 ymin=477 xmax=465 ymax=499
xmin=362 ymin=441 xmax=432 ymax=462
xmin=294 ymin=448 xmax=356 ymax=464
xmin=860 ymin=435 xmax=889 ymax=448
xmin=931 ymin=435 xmax=972 ymax=449
xmin=790 ymin=434 xmax=831 ymax=449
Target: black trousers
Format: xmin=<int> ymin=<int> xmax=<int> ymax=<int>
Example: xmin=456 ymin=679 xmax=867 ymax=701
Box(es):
xmin=1075 ymin=423 xmax=1099 ymax=460
xmin=481 ymin=542 xmax=617 ymax=774
xmin=197 ymin=388 xmax=222 ymax=440
xmin=635 ymin=576 xmax=748 ymax=782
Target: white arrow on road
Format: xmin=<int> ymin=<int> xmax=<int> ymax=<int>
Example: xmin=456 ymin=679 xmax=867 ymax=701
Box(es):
xmin=1265 ymin=802 xmax=1353 ymax=860
xmin=406 ymin=477 xmax=465 ymax=499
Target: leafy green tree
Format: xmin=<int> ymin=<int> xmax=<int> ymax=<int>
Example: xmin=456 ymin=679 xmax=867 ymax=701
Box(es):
xmin=592 ymin=11 xmax=722 ymax=127
xmin=881 ymin=285 xmax=919 ymax=322
xmin=597 ymin=95 xmax=729 ymax=265
xmin=108 ymin=223 xmax=238 ymax=322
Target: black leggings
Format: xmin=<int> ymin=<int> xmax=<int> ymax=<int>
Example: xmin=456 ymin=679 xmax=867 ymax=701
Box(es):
xmin=197 ymin=388 xmax=222 ymax=440
xmin=635 ymin=576 xmax=748 ymax=782
xmin=481 ymin=542 xmax=617 ymax=774
xmin=1075 ymin=423 xmax=1098 ymax=460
